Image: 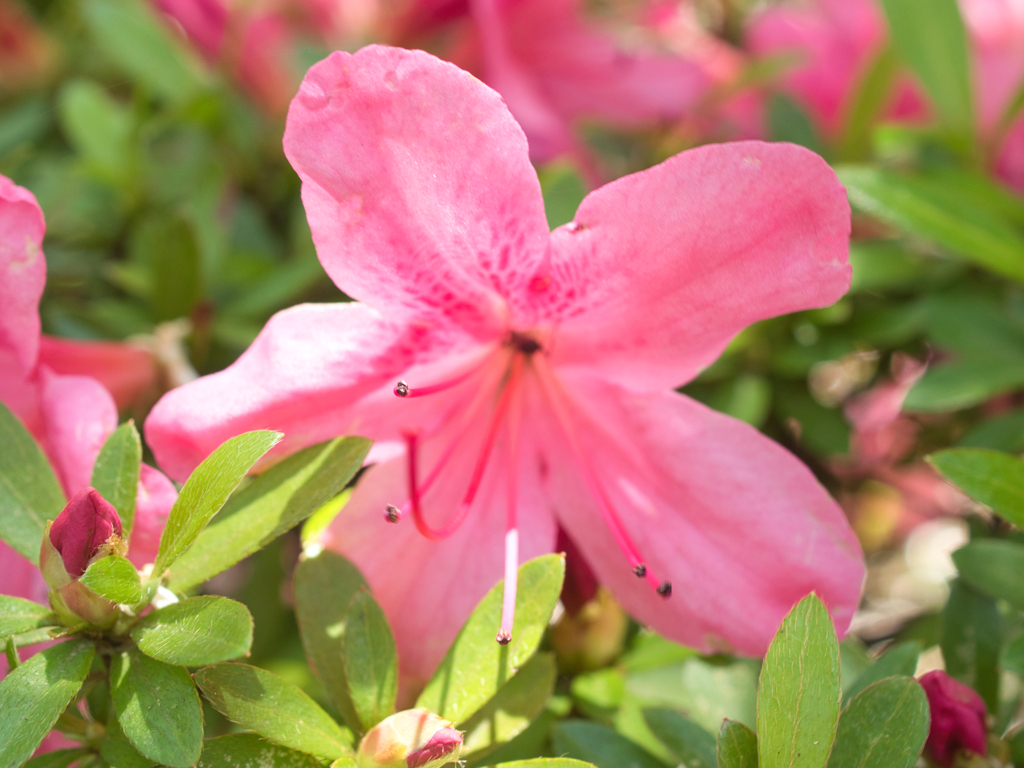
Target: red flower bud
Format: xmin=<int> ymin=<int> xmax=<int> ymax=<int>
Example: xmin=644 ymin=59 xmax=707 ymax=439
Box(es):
xmin=357 ymin=709 xmax=463 ymax=768
xmin=919 ymin=670 xmax=987 ymax=767
xmin=49 ymin=487 xmax=123 ymax=578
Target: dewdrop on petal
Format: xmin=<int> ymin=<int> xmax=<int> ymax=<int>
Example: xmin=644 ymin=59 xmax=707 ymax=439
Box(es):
xmin=357 ymin=709 xmax=463 ymax=768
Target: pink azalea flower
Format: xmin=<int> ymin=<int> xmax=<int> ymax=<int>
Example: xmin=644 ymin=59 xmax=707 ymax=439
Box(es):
xmin=0 ymin=175 xmax=176 ymax=705
xmin=919 ymin=670 xmax=988 ymax=767
xmin=145 ymin=46 xmax=865 ymax=688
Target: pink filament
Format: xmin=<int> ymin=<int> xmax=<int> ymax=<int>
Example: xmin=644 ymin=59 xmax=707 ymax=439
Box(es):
xmin=407 ymin=357 xmax=523 ymax=542
xmin=498 ymin=376 xmax=524 ymax=644
xmin=533 ymin=355 xmax=666 ymax=594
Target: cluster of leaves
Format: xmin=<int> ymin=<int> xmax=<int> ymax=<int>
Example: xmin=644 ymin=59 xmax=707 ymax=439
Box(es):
xmin=2 ymin=0 xmax=338 ymax=377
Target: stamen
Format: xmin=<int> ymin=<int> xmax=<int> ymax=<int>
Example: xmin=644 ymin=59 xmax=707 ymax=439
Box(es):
xmin=393 ymin=366 xmax=479 ymax=399
xmin=384 ymin=504 xmax=402 ymax=524
xmin=532 ymin=356 xmax=670 ymax=598
xmin=498 ymin=376 xmax=524 ymax=645
xmin=408 ymin=358 xmax=523 ymax=542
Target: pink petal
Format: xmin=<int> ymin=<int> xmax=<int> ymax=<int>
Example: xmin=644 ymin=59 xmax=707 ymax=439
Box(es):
xmin=38 ymin=368 xmax=117 ymax=497
xmin=542 ymin=378 xmax=863 ymax=655
xmin=145 ymin=302 xmax=473 ymax=482
xmin=153 ymin=0 xmax=228 ymax=59
xmin=282 ymin=46 xmax=550 ymax=333
xmin=321 ymin=427 xmax=556 ymax=689
xmin=127 ymin=464 xmax=178 ymax=569
xmin=0 ymin=175 xmax=45 ymax=376
xmin=0 ymin=348 xmax=42 ymax=438
xmin=544 ymin=141 xmax=851 ymax=392
xmin=38 ymin=336 xmax=157 ymax=410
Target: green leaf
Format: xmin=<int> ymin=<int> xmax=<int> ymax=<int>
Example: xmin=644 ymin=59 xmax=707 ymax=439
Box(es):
xmin=294 ymin=550 xmax=367 ymax=733
xmin=0 ymin=640 xmax=95 ymax=768
xmin=301 ymin=490 xmax=351 ymax=548
xmin=461 ymin=652 xmax=556 ymax=757
xmin=153 ymin=430 xmax=282 ymax=575
xmin=23 ymin=748 xmax=93 ymax=768
xmin=100 ymin=714 xmax=157 ymax=768
xmin=844 ymin=642 xmax=920 ymax=701
xmin=837 ymin=47 xmax=899 ymax=162
xmin=196 ymin=734 xmax=323 ymax=768
xmin=768 ymin=93 xmax=822 ymax=155
xmin=0 ymin=595 xmax=59 ymax=638
xmin=825 ymin=677 xmax=929 ymax=768
xmin=143 ymin=214 xmax=204 ymax=323
xmin=343 ymin=590 xmax=397 ymax=732
xmin=757 ymin=594 xmax=842 ymax=768
xmin=877 ymin=0 xmax=973 ymax=139
xmin=131 ymin=596 xmax=253 ymax=666
xmin=952 ymin=539 xmax=1024 ymax=609
xmin=90 ymin=422 xmax=142 ymax=538
xmin=57 ymin=79 xmax=133 ymax=184
xmin=1003 ymin=634 xmax=1024 ymax=675
xmin=81 ymin=0 xmax=204 ymax=103
xmin=80 ymin=556 xmax=142 ymax=604
xmin=194 ymin=662 xmax=352 ymax=760
xmin=494 ymin=762 xmax=596 ymax=768
xmin=552 ymin=721 xmax=667 ymax=768
xmin=538 ymin=162 xmax=587 ymax=229
xmin=168 ymin=437 xmax=370 ymax=591
xmin=717 ymin=720 xmax=758 ymax=768
xmin=109 ymin=646 xmax=204 ymax=767
xmin=417 ymin=554 xmax=565 ymax=724
xmin=837 ymin=166 xmax=1024 ymax=285
xmin=643 ymin=708 xmax=716 ymax=768
xmin=0 ymin=401 xmax=66 ymax=563
xmin=929 ymin=449 xmax=1024 ymax=528
xmin=941 ymin=579 xmax=999 ymax=711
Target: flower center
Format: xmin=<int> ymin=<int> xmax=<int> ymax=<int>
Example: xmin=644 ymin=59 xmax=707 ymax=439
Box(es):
xmin=385 ymin=331 xmax=669 ymax=644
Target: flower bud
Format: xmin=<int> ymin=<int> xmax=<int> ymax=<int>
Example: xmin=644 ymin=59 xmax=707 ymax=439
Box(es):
xmin=39 ymin=487 xmax=126 ymax=628
xmin=919 ymin=670 xmax=987 ymax=767
xmin=357 ymin=709 xmax=463 ymax=768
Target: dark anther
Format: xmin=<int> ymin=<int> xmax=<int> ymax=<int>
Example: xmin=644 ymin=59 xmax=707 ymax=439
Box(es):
xmin=496 ymin=630 xmax=512 ymax=645
xmin=632 ymin=564 xmax=647 ymax=578
xmin=394 ymin=381 xmax=409 ymax=397
xmin=656 ymin=582 xmax=672 ymax=599
xmin=385 ymin=504 xmax=401 ymax=524
xmin=509 ymin=332 xmax=542 ymax=355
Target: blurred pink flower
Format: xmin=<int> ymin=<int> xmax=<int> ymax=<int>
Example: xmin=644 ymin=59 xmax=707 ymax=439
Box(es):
xmin=747 ymin=0 xmax=1024 ymax=187
xmin=0 ymin=175 xmax=176 ymax=706
xmin=919 ymin=670 xmax=988 ymax=767
xmin=146 ymin=46 xmax=864 ymax=688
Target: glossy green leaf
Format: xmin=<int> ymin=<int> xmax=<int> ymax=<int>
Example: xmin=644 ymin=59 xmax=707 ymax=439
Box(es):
xmin=197 ymin=734 xmax=323 ymax=768
xmin=0 ymin=640 xmax=95 ymax=768
xmin=757 ymin=594 xmax=842 ymax=768
xmin=22 ymin=748 xmax=93 ymax=768
xmin=494 ymin=761 xmax=595 ymax=768
xmin=929 ymin=449 xmax=1024 ymax=528
xmin=844 ymin=642 xmax=920 ymax=701
xmin=194 ymin=662 xmax=352 ymax=760
xmin=169 ymin=436 xmax=370 ymax=591
xmin=343 ymin=590 xmax=397 ymax=732
xmin=837 ymin=166 xmax=1024 ymax=285
xmin=958 ymin=409 xmax=1024 ymax=453
xmin=952 ymin=540 xmax=1024 ymax=609
xmin=131 ymin=596 xmax=253 ymax=666
xmin=109 ymin=646 xmax=203 ymax=767
xmin=717 ymin=719 xmax=758 ymax=768
xmin=300 ymin=489 xmax=351 ymax=548
xmin=153 ymin=430 xmax=281 ymax=575
xmin=81 ymin=0 xmax=204 ymax=103
xmin=417 ymin=554 xmax=564 ymax=724
xmin=0 ymin=401 xmax=65 ymax=563
xmin=941 ymin=580 xmax=999 ymax=711
xmin=294 ymin=550 xmax=367 ymax=733
xmin=877 ymin=0 xmax=973 ymax=137
xmin=80 ymin=556 xmax=142 ymax=604
xmin=461 ymin=652 xmax=557 ymax=756
xmin=552 ymin=721 xmax=667 ymax=768
xmin=643 ymin=708 xmax=716 ymax=768
xmin=90 ymin=422 xmax=141 ymax=538
xmin=0 ymin=595 xmax=58 ymax=638
xmin=825 ymin=677 xmax=929 ymax=768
